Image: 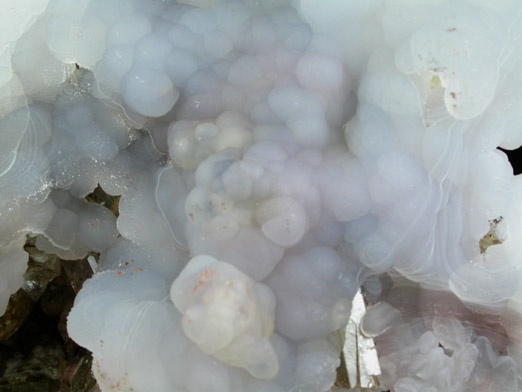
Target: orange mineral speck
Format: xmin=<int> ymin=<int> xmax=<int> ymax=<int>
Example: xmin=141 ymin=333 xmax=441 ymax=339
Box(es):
xmin=192 ymin=268 xmax=215 ymax=295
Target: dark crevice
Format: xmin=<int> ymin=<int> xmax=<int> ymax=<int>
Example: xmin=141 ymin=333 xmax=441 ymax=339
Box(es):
xmin=498 ymin=147 xmax=522 ymax=175
xmin=0 ymin=240 xmax=97 ymax=391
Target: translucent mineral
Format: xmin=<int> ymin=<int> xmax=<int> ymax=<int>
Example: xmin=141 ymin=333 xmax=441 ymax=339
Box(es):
xmin=0 ymin=0 xmax=521 ymax=391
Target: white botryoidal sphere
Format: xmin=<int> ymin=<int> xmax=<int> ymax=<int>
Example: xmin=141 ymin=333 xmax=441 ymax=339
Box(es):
xmin=170 ymin=255 xmax=279 ymax=379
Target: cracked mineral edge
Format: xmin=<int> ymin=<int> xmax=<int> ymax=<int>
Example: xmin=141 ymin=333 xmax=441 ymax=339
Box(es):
xmin=337 ymin=289 xmax=381 ymax=390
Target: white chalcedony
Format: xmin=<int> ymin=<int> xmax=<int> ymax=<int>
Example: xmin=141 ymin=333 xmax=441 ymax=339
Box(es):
xmin=255 ymin=196 xmax=308 ymax=247
xmin=0 ymin=0 xmax=521 ymax=391
xmin=170 ymin=255 xmax=279 ymax=379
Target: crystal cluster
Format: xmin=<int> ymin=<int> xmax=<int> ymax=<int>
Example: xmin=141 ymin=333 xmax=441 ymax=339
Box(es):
xmin=1 ymin=0 xmax=522 ymax=391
